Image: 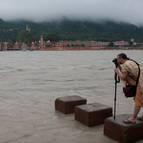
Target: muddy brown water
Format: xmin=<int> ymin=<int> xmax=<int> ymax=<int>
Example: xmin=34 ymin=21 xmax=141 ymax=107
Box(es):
xmin=0 ymin=50 xmax=143 ymax=143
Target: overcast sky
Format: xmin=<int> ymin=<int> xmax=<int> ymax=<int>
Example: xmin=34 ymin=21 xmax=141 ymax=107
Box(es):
xmin=0 ymin=0 xmax=143 ymax=25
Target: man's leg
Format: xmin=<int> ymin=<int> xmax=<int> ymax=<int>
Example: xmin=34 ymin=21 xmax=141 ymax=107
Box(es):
xmin=124 ymin=104 xmax=141 ymax=123
xmin=132 ymin=104 xmax=141 ymax=119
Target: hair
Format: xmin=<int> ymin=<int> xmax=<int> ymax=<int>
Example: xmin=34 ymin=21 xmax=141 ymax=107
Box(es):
xmin=117 ymin=53 xmax=129 ymax=60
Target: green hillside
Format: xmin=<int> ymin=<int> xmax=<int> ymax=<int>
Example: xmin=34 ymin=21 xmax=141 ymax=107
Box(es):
xmin=0 ymin=18 xmax=143 ymax=42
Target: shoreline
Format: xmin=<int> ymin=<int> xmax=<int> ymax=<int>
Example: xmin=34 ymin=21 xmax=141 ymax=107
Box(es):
xmin=1 ymin=46 xmax=143 ymax=51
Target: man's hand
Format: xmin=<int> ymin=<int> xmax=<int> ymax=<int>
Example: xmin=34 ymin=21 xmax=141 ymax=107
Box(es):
xmin=114 ymin=68 xmax=127 ymax=80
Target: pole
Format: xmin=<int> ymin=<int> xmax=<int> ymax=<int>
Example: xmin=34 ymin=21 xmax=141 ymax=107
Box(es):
xmin=113 ymin=68 xmax=120 ymax=120
xmin=112 ymin=58 xmax=120 ymax=120
xmin=114 ymin=73 xmax=117 ymax=120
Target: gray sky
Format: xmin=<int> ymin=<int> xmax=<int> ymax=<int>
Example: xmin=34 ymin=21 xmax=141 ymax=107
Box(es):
xmin=0 ymin=0 xmax=143 ymax=25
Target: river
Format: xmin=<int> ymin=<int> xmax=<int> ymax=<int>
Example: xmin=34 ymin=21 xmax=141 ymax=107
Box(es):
xmin=0 ymin=50 xmax=143 ymax=143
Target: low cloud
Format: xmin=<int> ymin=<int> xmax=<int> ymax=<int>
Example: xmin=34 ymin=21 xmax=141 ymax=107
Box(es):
xmin=0 ymin=0 xmax=143 ymax=25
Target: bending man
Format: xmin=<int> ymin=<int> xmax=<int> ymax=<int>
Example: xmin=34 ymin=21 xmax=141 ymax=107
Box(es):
xmin=114 ymin=53 xmax=143 ymax=123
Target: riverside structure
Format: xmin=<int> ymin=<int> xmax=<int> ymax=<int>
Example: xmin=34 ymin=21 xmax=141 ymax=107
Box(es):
xmin=0 ymin=38 xmax=143 ymax=51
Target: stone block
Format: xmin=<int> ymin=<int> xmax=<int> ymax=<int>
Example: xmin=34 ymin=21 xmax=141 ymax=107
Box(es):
xmin=104 ymin=114 xmax=143 ymax=143
xmin=75 ymin=103 xmax=112 ymax=126
xmin=55 ymin=95 xmax=87 ymax=114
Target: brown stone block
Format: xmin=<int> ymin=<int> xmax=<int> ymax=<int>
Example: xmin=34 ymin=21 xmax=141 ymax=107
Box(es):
xmin=55 ymin=95 xmax=87 ymax=114
xmin=75 ymin=103 xmax=112 ymax=126
xmin=104 ymin=114 xmax=143 ymax=143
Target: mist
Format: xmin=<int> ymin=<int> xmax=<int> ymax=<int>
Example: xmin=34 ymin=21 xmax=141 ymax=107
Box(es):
xmin=0 ymin=0 xmax=143 ymax=25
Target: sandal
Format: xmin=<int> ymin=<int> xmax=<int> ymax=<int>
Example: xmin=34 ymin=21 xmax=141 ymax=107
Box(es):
xmin=123 ymin=117 xmax=136 ymax=124
xmin=137 ymin=116 xmax=143 ymax=121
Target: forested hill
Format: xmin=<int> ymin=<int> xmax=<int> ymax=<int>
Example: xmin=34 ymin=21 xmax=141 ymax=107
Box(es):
xmin=0 ymin=18 xmax=143 ymax=42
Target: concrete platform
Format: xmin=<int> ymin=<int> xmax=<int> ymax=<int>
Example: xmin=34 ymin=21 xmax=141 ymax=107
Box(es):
xmin=55 ymin=95 xmax=87 ymax=114
xmin=75 ymin=103 xmax=112 ymax=126
xmin=104 ymin=114 xmax=143 ymax=143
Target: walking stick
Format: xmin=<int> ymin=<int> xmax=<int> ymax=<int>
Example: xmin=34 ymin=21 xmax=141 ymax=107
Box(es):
xmin=114 ymin=72 xmax=120 ymax=120
xmin=112 ymin=58 xmax=120 ymax=120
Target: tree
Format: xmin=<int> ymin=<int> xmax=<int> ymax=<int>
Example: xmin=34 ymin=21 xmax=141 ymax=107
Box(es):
xmin=44 ymin=33 xmax=60 ymax=42
xmin=17 ymin=31 xmax=35 ymax=43
xmin=108 ymin=42 xmax=114 ymax=47
xmin=129 ymin=41 xmax=133 ymax=46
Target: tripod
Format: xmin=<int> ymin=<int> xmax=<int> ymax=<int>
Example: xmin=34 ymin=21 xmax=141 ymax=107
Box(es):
xmin=114 ymin=68 xmax=120 ymax=120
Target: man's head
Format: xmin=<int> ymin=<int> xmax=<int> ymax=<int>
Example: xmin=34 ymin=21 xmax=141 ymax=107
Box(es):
xmin=117 ymin=53 xmax=129 ymax=64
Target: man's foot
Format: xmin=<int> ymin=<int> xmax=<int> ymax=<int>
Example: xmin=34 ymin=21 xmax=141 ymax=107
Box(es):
xmin=137 ymin=116 xmax=143 ymax=121
xmin=123 ymin=117 xmax=136 ymax=124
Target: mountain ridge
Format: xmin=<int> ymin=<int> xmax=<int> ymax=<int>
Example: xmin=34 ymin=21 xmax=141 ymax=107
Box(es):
xmin=0 ymin=18 xmax=143 ymax=42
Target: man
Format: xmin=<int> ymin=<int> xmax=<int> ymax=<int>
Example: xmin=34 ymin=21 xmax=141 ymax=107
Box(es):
xmin=114 ymin=53 xmax=143 ymax=123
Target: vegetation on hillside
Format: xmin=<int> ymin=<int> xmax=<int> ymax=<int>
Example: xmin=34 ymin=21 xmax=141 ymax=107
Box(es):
xmin=0 ymin=18 xmax=143 ymax=42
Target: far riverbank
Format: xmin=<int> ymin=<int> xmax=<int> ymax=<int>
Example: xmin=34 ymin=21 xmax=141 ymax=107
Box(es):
xmin=1 ymin=46 xmax=143 ymax=51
